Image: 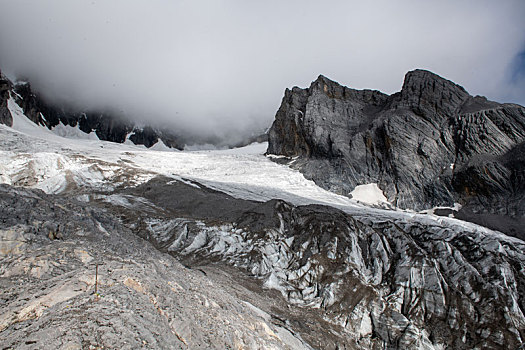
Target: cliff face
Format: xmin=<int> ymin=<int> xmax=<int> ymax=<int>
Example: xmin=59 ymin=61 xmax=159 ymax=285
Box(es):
xmin=0 ymin=72 xmax=12 ymax=127
xmin=267 ymin=70 xmax=525 ymax=236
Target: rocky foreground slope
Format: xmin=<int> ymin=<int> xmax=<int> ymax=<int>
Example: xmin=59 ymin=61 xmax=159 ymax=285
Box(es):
xmin=267 ymin=70 xmax=525 ymax=237
xmin=2 ymin=164 xmax=525 ymax=348
xmin=2 ymin=171 xmax=525 ymax=349
xmin=0 ymin=184 xmax=313 ymax=349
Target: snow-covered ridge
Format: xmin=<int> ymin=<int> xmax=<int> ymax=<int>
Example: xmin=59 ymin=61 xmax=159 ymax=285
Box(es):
xmin=8 ymin=93 xmax=172 ymax=150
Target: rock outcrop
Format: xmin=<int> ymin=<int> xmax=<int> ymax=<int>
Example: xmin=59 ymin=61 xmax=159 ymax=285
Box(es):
xmin=267 ymin=70 xmax=525 ymax=236
xmin=0 ymin=71 xmax=12 ymax=127
xmin=0 ymin=184 xmax=314 ymax=349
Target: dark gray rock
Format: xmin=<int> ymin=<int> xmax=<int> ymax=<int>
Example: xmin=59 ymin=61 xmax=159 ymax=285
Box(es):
xmin=0 ymin=184 xmax=313 ymax=350
xmin=128 ymin=126 xmax=159 ymax=148
xmin=267 ymin=70 xmax=525 ymax=234
xmin=0 ymin=71 xmax=12 ymax=127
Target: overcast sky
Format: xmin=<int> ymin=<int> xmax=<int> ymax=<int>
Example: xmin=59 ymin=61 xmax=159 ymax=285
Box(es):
xmin=1 ymin=0 xmax=524 ymax=140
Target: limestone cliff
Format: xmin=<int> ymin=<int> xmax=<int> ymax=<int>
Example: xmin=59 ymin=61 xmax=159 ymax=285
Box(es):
xmin=267 ymin=70 xmax=525 ymax=236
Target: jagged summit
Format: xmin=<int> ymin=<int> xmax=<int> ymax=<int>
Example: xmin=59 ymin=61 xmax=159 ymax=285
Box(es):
xmin=401 ymin=69 xmax=467 ymax=92
xmin=267 ymin=70 xmax=525 ymax=236
xmin=309 ymin=74 xmax=387 ymax=98
xmin=310 ymin=74 xmax=342 ymax=88
xmin=398 ymin=69 xmax=470 ymax=116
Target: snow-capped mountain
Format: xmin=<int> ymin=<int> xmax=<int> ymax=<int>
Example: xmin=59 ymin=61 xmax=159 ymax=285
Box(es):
xmin=0 ymin=72 xmax=268 ymax=152
xmin=4 ymin=75 xmax=186 ymax=150
xmin=1 ymin=70 xmax=525 ymax=349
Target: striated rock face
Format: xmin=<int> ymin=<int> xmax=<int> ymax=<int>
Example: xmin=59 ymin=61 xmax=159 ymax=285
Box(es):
xmin=267 ymin=70 xmax=525 ymax=236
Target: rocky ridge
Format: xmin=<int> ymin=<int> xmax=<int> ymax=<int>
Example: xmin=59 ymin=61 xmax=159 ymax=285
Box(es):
xmin=0 ymin=71 xmax=13 ymax=126
xmin=267 ymin=70 xmax=525 ymax=237
xmin=8 ymin=80 xmax=184 ymax=149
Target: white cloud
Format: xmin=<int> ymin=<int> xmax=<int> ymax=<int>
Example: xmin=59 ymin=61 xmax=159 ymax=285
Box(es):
xmin=1 ymin=0 xmax=524 ymax=139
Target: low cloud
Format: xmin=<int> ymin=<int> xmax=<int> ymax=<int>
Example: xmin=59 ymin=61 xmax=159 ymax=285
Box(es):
xmin=1 ymin=0 xmax=524 ymax=140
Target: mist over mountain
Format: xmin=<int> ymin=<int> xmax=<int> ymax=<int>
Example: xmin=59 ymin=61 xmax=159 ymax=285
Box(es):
xmin=2 ymin=2 xmax=525 ymax=349
xmin=1 ymin=0 xmax=525 ymax=143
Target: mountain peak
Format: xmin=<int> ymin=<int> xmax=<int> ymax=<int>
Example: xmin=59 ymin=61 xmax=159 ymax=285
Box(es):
xmin=399 ymin=69 xmax=470 ymax=115
xmin=401 ymin=69 xmax=469 ymax=96
xmin=402 ymin=69 xmax=466 ymax=90
xmin=311 ymin=74 xmax=340 ymax=89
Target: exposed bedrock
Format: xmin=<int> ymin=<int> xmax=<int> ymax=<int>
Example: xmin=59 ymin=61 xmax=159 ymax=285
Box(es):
xmin=0 ymin=71 xmax=12 ymax=127
xmin=267 ymin=70 xmax=525 ymax=235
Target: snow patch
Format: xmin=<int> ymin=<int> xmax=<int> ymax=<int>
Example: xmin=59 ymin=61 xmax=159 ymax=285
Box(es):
xmin=185 ymin=142 xmax=267 ymax=155
xmin=52 ymin=123 xmax=100 ymax=141
xmin=266 ymin=154 xmax=288 ymax=159
xmin=184 ymin=143 xmax=224 ymax=151
xmin=149 ymin=139 xmax=173 ymax=151
xmin=419 ymin=203 xmax=462 ymax=216
xmin=167 ymin=176 xmax=201 ymax=189
xmin=123 ymin=132 xmax=139 ymax=146
xmin=212 ymin=142 xmax=268 ymax=155
xmin=8 ymin=96 xmax=50 ymax=136
xmin=350 ymin=183 xmax=389 ymax=206
xmin=358 ymin=312 xmax=373 ymax=337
